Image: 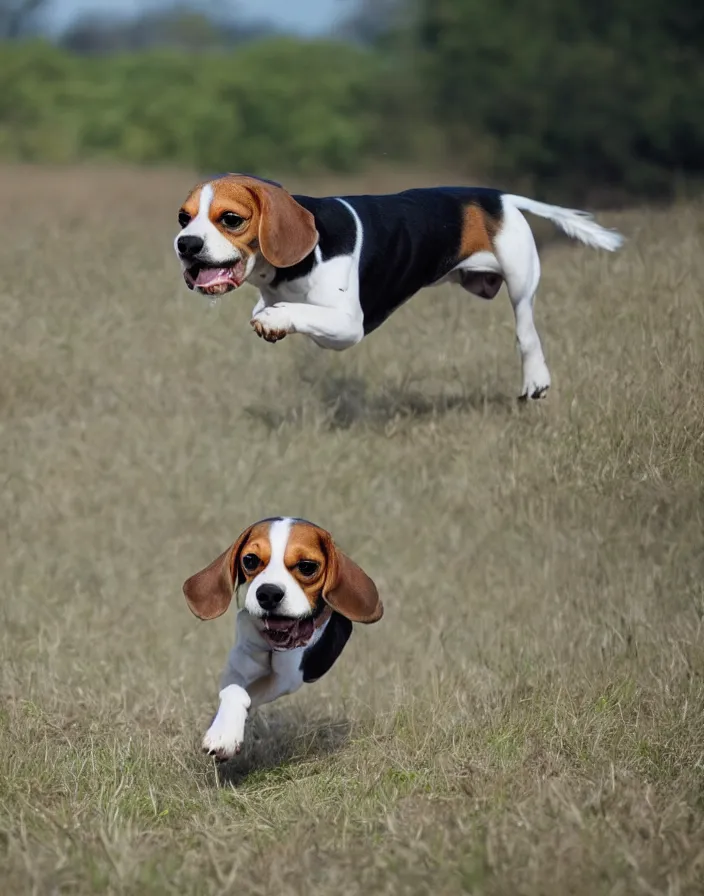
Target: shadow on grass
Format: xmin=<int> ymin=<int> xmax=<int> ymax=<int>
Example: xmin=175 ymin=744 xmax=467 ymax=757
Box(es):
xmin=215 ymin=712 xmax=353 ymax=787
xmin=246 ymin=373 xmax=516 ymax=432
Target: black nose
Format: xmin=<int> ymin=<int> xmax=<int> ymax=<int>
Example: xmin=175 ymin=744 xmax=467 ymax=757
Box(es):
xmin=177 ymin=235 xmax=204 ymax=258
xmin=256 ymin=583 xmax=285 ymax=611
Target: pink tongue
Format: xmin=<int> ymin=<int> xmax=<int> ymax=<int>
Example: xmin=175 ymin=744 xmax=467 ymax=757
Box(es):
xmin=195 ymin=267 xmax=233 ymax=287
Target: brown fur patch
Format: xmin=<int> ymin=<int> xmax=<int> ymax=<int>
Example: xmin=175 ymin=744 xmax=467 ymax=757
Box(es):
xmin=179 ymin=186 xmax=202 ymax=221
xmin=285 ymin=521 xmax=331 ymax=614
xmin=460 ymin=203 xmax=501 ymax=259
xmin=235 ymin=521 xmax=275 ymax=581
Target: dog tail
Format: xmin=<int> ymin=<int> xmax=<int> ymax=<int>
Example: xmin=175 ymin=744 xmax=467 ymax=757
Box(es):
xmin=502 ymin=194 xmax=624 ymax=252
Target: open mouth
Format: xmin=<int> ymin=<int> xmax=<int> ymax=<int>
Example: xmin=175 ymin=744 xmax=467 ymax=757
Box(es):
xmin=183 ymin=259 xmax=246 ymax=296
xmin=260 ymin=616 xmax=315 ymax=651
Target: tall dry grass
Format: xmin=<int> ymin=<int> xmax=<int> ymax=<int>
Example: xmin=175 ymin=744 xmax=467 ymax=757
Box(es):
xmin=1 ymin=165 xmax=703 ymax=894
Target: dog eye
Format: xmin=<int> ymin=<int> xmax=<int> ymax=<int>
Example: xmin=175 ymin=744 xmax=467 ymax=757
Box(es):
xmin=241 ymin=553 xmax=260 ymax=573
xmin=178 ymin=211 xmax=191 ymax=228
xmin=220 ymin=212 xmax=245 ymax=229
xmin=296 ymin=560 xmax=319 ymax=578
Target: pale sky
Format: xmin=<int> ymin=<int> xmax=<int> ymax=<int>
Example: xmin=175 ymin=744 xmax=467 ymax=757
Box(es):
xmin=47 ymin=0 xmax=348 ymax=34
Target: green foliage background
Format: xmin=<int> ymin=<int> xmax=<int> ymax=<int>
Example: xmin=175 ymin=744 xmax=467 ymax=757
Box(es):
xmin=1 ymin=0 xmax=702 ymax=201
xmin=0 ymin=39 xmax=402 ymax=173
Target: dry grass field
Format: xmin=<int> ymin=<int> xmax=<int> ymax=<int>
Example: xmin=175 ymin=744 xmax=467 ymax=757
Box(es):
xmin=1 ymin=164 xmax=703 ymax=895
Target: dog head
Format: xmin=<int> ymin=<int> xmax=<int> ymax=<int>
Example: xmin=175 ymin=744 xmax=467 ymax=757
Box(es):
xmin=174 ymin=174 xmax=318 ymax=296
xmin=182 ymin=517 xmax=382 ymax=650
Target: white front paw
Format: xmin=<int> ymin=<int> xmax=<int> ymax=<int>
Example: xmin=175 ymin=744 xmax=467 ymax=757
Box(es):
xmin=520 ymin=356 xmax=551 ymax=401
xmin=202 ymin=685 xmax=250 ymax=761
xmin=202 ymin=721 xmax=243 ymax=760
xmin=251 ymin=305 xmax=293 ymax=343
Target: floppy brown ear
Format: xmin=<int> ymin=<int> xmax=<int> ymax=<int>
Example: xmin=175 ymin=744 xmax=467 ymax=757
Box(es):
xmin=183 ymin=526 xmax=253 ymax=621
xmin=320 ymin=532 xmax=383 ymax=624
xmin=253 ymin=184 xmax=318 ymax=268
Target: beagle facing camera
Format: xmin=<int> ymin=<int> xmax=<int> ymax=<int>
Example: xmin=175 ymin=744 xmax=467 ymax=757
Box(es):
xmin=174 ymin=173 xmax=624 ymax=400
xmin=183 ymin=517 xmax=382 ymax=761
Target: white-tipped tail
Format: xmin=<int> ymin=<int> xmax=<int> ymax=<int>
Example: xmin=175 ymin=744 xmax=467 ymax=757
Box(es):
xmin=503 ymin=194 xmax=624 ymax=252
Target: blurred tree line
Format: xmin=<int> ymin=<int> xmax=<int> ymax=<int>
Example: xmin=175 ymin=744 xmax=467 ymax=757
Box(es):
xmin=0 ymin=0 xmax=702 ymax=202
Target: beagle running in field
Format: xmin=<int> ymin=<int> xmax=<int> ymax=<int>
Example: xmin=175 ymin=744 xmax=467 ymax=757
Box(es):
xmin=174 ymin=174 xmax=623 ymax=400
xmin=184 ymin=517 xmax=382 ymax=761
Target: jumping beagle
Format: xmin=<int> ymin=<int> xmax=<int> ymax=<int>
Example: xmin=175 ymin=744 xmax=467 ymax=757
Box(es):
xmin=174 ymin=174 xmax=623 ymax=400
xmin=184 ymin=517 xmax=382 ymax=761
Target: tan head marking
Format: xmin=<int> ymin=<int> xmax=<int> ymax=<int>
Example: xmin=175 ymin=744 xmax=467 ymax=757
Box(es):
xmin=181 ymin=175 xmax=318 ymax=270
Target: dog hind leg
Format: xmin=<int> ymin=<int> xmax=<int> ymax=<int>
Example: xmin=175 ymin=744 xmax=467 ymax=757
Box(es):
xmin=494 ymin=201 xmax=551 ymax=400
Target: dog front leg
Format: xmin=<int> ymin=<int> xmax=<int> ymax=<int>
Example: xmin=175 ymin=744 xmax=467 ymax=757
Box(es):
xmin=251 ymin=303 xmax=364 ymax=351
xmin=201 ymin=611 xmax=270 ymax=760
xmin=251 ymin=260 xmax=364 ymax=350
xmin=202 ymin=648 xmax=306 ymax=758
xmin=201 ymin=681 xmax=251 ymax=760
